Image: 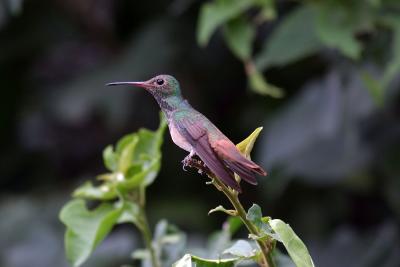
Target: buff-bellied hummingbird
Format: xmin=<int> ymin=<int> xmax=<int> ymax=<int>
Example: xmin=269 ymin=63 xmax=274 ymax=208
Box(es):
xmin=107 ymin=75 xmax=267 ymax=192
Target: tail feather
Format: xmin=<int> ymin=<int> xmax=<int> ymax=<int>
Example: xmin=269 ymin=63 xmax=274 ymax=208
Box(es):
xmin=193 ymin=135 xmax=242 ymax=192
xmin=237 ymin=157 xmax=267 ymax=176
xmin=224 ymin=160 xmax=257 ymax=185
xmin=211 ymin=138 xmax=267 ymax=179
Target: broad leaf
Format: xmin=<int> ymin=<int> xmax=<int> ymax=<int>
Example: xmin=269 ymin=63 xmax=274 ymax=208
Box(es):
xmin=118 ymin=135 xmax=138 ymax=173
xmin=205 ymin=218 xmax=243 ymax=258
xmin=73 ymin=181 xmax=116 ymax=200
xmin=150 ymin=220 xmax=187 ymax=267
xmin=236 ymin=127 xmax=263 ymax=159
xmin=59 ymin=199 xmax=122 ymax=267
xmin=247 ymin=65 xmax=284 ymax=98
xmin=256 ymin=6 xmax=323 ymax=69
xmin=246 ymin=204 xmax=263 ymax=227
xmin=116 ymin=134 xmax=136 ymax=155
xmin=103 ymin=145 xmax=118 ymax=172
xmin=117 ymin=201 xmax=140 ymax=226
xmin=246 ymin=204 xmax=280 ymax=241
xmin=223 ymin=17 xmax=255 ymax=61
xmin=174 ymin=254 xmax=238 ymax=267
xmin=135 ymin=113 xmax=167 ymax=158
xmin=315 ymin=3 xmax=362 ymax=59
xmin=72 ymin=113 xmax=167 ymax=201
xmin=223 ymin=240 xmax=256 ymax=258
xmin=209 ymin=205 xmax=236 ymax=216
xmin=133 ymin=113 xmax=167 ymax=186
xmin=197 ymin=0 xmax=255 ymax=46
xmin=270 ymin=219 xmax=315 ymax=267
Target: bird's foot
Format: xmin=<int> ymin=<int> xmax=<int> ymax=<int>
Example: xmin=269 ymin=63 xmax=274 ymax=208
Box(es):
xmin=182 ymin=156 xmax=212 ymax=178
xmin=181 ymin=151 xmax=195 ymax=171
xmin=181 ymin=156 xmax=190 ymax=171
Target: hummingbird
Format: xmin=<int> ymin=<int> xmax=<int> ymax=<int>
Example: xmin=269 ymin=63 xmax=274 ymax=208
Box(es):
xmin=107 ymin=75 xmax=266 ymax=192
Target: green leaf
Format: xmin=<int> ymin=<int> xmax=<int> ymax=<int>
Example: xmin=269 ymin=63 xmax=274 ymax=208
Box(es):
xmin=134 ymin=113 xmax=167 ymax=162
xmin=223 ymin=17 xmax=255 ymax=61
xmin=73 ymin=181 xmax=116 ymax=200
xmin=315 ymin=3 xmax=362 ymax=59
xmin=246 ymin=204 xmax=263 ymax=228
xmin=73 ymin=114 xmax=166 ymax=201
xmin=132 ymin=112 xmax=167 ymax=186
xmin=270 ymin=219 xmax=315 ymax=267
xmin=247 ymin=65 xmax=284 ymax=98
xmin=223 ymin=240 xmax=256 ymax=258
xmin=197 ymin=0 xmax=255 ymax=46
xmin=152 ymin=220 xmax=187 ymax=267
xmin=115 ymin=134 xmax=136 ymax=155
xmin=246 ymin=204 xmax=280 ymax=241
xmin=208 ymin=205 xmax=237 ymax=216
xmin=103 ymin=145 xmax=118 ymax=172
xmin=59 ymin=199 xmax=122 ymax=267
xmin=256 ymin=6 xmax=323 ymax=69
xmin=154 ymin=219 xmax=185 ymax=245
xmin=236 ymin=127 xmax=263 ymax=159
xmin=197 ymin=0 xmax=278 ymax=46
xmin=117 ymin=201 xmax=140 ymax=226
xmin=119 ymin=159 xmax=160 ymax=189
xmin=174 ymin=254 xmax=238 ymax=267
xmin=118 ymin=135 xmax=138 ymax=173
xmin=135 ymin=129 xmax=159 ymax=159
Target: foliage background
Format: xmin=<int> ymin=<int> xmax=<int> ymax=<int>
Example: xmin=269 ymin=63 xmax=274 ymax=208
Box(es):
xmin=1 ymin=0 xmax=400 ymax=266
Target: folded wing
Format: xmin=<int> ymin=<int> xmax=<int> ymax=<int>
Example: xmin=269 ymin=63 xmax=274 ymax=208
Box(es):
xmin=175 ymin=113 xmax=267 ymax=192
xmin=211 ymin=139 xmax=267 ymax=185
xmin=177 ymin=117 xmax=242 ymax=192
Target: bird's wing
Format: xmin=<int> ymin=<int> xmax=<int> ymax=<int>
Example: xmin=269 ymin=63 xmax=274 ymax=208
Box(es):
xmin=211 ymin=139 xmax=266 ymax=185
xmin=176 ymin=116 xmax=241 ymax=192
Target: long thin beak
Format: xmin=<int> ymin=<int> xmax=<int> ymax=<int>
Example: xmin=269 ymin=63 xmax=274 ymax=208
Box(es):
xmin=106 ymin=81 xmax=148 ymax=88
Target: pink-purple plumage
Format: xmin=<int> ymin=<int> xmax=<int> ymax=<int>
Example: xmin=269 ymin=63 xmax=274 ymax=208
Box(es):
xmin=107 ymin=75 xmax=267 ymax=192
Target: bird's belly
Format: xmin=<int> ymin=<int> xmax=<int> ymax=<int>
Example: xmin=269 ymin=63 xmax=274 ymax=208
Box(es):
xmin=169 ymin=122 xmax=192 ymax=152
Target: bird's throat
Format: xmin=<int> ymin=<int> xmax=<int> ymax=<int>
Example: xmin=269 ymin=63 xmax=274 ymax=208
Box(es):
xmin=153 ymin=94 xmax=186 ymax=114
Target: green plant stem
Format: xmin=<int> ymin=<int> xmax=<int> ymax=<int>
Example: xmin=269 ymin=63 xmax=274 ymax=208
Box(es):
xmin=131 ymin=189 xmax=160 ymax=267
xmin=186 ymin=158 xmax=275 ymax=267
xmin=212 ymin=178 xmax=275 ymax=267
xmin=138 ymin=208 xmax=160 ymax=267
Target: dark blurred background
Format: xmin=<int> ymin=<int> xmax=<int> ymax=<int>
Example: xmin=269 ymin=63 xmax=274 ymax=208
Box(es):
xmin=1 ymin=0 xmax=400 ymax=267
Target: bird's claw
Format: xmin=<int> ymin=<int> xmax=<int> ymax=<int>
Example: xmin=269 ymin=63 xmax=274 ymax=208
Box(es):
xmin=181 ymin=153 xmax=193 ymax=170
xmin=182 ymin=157 xmax=190 ymax=171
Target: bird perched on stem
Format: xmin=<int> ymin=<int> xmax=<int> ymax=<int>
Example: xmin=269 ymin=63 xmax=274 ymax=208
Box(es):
xmin=107 ymin=75 xmax=267 ymax=192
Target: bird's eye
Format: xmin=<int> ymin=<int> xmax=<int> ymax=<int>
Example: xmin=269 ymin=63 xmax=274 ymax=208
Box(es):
xmin=156 ymin=79 xmax=164 ymax=86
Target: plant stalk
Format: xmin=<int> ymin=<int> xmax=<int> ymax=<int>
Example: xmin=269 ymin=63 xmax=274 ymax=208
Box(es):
xmin=130 ymin=189 xmax=160 ymax=267
xmin=213 ymin=178 xmax=275 ymax=267
xmin=186 ymin=158 xmax=275 ymax=267
xmin=138 ymin=208 xmax=160 ymax=267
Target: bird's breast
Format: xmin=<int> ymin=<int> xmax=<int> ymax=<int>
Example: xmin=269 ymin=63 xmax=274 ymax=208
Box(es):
xmin=168 ymin=121 xmax=192 ymax=152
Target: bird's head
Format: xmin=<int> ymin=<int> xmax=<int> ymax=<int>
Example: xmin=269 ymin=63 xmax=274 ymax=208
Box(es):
xmin=107 ymin=74 xmax=181 ymax=98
